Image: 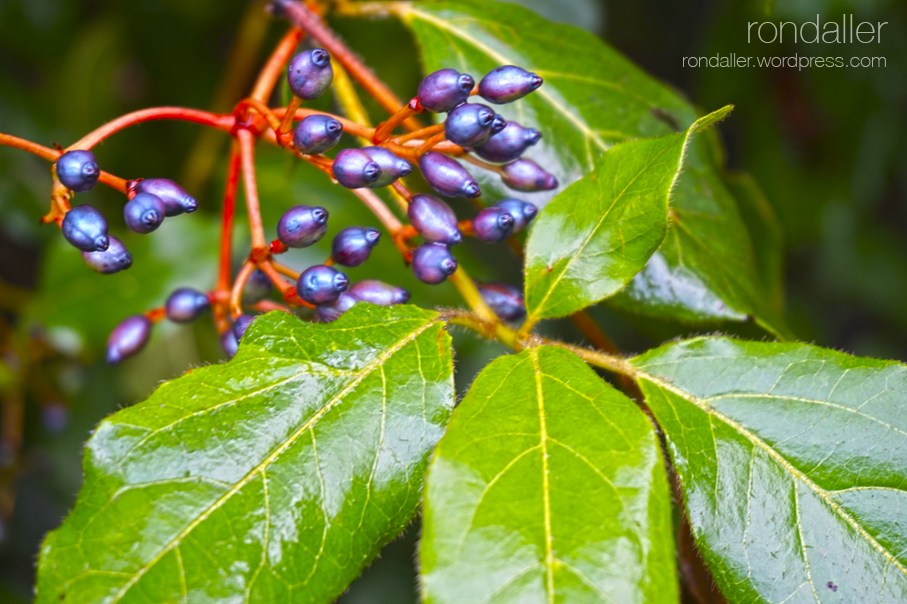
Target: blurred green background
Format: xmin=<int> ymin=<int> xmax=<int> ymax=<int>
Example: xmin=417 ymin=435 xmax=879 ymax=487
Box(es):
xmin=0 ymin=0 xmax=904 ymax=601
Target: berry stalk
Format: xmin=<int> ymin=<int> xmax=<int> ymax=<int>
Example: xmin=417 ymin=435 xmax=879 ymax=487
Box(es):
xmin=69 ymin=107 xmax=235 ymax=151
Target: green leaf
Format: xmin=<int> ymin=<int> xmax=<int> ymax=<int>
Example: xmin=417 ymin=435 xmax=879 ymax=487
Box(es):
xmin=35 ymin=305 xmax=455 ymax=604
xmin=523 ymin=107 xmax=731 ymax=321
xmin=630 ymin=337 xmax=907 ymax=603
xmin=421 ymin=346 xmax=676 ymax=603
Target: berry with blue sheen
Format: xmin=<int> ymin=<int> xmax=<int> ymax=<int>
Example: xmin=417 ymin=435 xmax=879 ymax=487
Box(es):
xmin=477 ymin=282 xmax=526 ymax=321
xmin=315 ymin=292 xmax=358 ymax=323
xmin=473 ymin=207 xmax=515 ymax=243
xmin=332 ymin=148 xmax=382 ymax=189
xmin=411 ymin=243 xmax=458 ymax=284
xmin=61 ymin=205 xmax=109 ymax=252
xmin=494 ymin=199 xmax=538 ymax=233
xmin=293 ymin=115 xmax=343 ymax=155
xmin=233 ymin=314 xmax=254 ymax=341
xmin=331 ymin=226 xmax=381 ymax=267
xmin=82 ymin=236 xmax=132 ymax=274
xmin=444 ymin=103 xmax=498 ymax=147
xmin=106 ymin=315 xmax=152 ymax=365
xmin=478 ymin=66 xmax=543 ymax=104
xmin=417 ymin=68 xmax=475 ymax=113
xmin=501 ymin=158 xmax=558 ymax=192
xmin=297 ymin=265 xmax=349 ymax=305
xmin=220 ymin=329 xmax=239 ymax=358
xmin=243 ymin=268 xmax=273 ymax=303
xmin=349 ymin=280 xmax=411 ymax=306
xmin=165 ymin=288 xmax=210 ymax=323
xmin=124 ymin=192 xmax=166 ymax=234
xmin=419 ymin=152 xmax=480 ymax=198
xmin=135 ymin=178 xmax=197 ymax=216
xmin=287 ymin=48 xmax=333 ymax=100
xmin=277 ymin=205 xmax=328 ymax=248
xmin=474 ymin=122 xmax=542 ymax=163
xmin=56 ymin=150 xmax=100 ymax=192
xmin=362 ymin=147 xmax=412 ymax=187
xmin=408 ymin=193 xmax=462 ymax=245
xmin=491 ymin=114 xmax=507 ymax=135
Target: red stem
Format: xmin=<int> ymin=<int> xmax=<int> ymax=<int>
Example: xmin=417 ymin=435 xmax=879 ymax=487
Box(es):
xmin=215 ymin=141 xmax=242 ymax=332
xmin=250 ymin=27 xmax=304 ymax=102
xmin=70 ymin=107 xmax=234 ymax=150
xmin=237 ymin=129 xmax=267 ymax=250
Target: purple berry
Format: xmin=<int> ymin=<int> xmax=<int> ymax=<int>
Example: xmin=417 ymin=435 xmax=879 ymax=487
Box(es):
xmin=82 ymin=236 xmax=132 ymax=274
xmin=124 ymin=192 xmax=166 ymax=234
xmin=233 ymin=314 xmax=254 ymax=341
xmin=477 ymin=282 xmax=526 ymax=321
xmin=287 ymin=48 xmax=333 ymax=100
xmin=411 ymin=243 xmax=458 ymax=284
xmin=277 ymin=205 xmax=329 ymax=248
xmin=293 ymin=115 xmax=343 ymax=155
xmin=61 ymin=205 xmax=109 ymax=252
xmin=56 ymin=150 xmax=99 ymax=192
xmin=417 ymin=68 xmax=475 ymax=113
xmin=221 ymin=329 xmax=239 ymax=358
xmin=474 ymin=122 xmax=542 ymax=163
xmin=490 ymin=114 xmax=507 ymax=135
xmin=106 ymin=314 xmax=152 ymax=365
xmin=332 ymin=148 xmax=382 ymax=189
xmin=418 ymin=152 xmax=480 ymax=198
xmin=478 ymin=66 xmax=543 ymax=104
xmin=494 ymin=199 xmax=538 ymax=233
xmin=243 ymin=268 xmax=273 ymax=303
xmin=349 ymin=280 xmax=411 ymax=306
xmin=408 ymin=193 xmax=461 ymax=245
xmin=501 ymin=159 xmax=558 ymax=192
xmin=444 ymin=103 xmax=499 ymax=148
xmin=165 ymin=288 xmax=210 ymax=323
xmin=331 ymin=226 xmax=381 ymax=267
xmin=315 ymin=292 xmax=358 ymax=323
xmin=134 ymin=178 xmax=197 ymax=216
xmin=297 ymin=265 xmax=349 ymax=305
xmin=473 ymin=207 xmax=515 ymax=243
xmin=362 ymin=146 xmax=413 ymax=187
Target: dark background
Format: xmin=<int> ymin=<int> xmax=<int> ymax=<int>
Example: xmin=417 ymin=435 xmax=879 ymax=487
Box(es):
xmin=0 ymin=0 xmax=904 ymax=601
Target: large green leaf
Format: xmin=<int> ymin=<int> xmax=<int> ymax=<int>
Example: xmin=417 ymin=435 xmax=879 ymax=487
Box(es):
xmin=421 ymin=346 xmax=676 ymax=603
xmin=35 ymin=305 xmax=455 ymax=604
xmin=630 ymin=337 xmax=907 ymax=603
xmin=523 ymin=107 xmax=731 ymax=321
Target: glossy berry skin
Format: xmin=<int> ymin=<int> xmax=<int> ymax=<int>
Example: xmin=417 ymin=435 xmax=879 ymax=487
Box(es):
xmin=411 ymin=243 xmax=458 ymax=284
xmin=444 ymin=103 xmax=498 ymax=147
xmin=106 ymin=315 xmax=152 ymax=365
xmin=220 ymin=329 xmax=239 ymax=358
xmin=332 ymin=148 xmax=382 ymax=189
xmin=349 ymin=280 xmax=411 ymax=306
xmin=293 ymin=115 xmax=343 ymax=155
xmin=287 ymin=48 xmax=333 ymax=100
xmin=474 ymin=122 xmax=542 ymax=163
xmin=243 ymin=268 xmax=273 ymax=303
xmin=233 ymin=314 xmax=254 ymax=341
xmin=135 ymin=178 xmax=198 ymax=216
xmin=315 ymin=292 xmax=358 ymax=323
xmin=82 ymin=236 xmax=132 ymax=274
xmin=277 ymin=205 xmax=329 ymax=248
xmin=297 ymin=265 xmax=349 ymax=305
xmin=419 ymin=152 xmax=480 ymax=198
xmin=408 ymin=194 xmax=462 ymax=245
xmin=491 ymin=114 xmax=507 ymax=135
xmin=165 ymin=288 xmax=210 ymax=323
xmin=478 ymin=66 xmax=543 ymax=104
xmin=417 ymin=68 xmax=475 ymax=113
xmin=56 ymin=150 xmax=100 ymax=192
xmin=501 ymin=158 xmax=558 ymax=192
xmin=124 ymin=192 xmax=166 ymax=234
xmin=477 ymin=282 xmax=526 ymax=322
xmin=331 ymin=227 xmax=381 ymax=267
xmin=61 ymin=205 xmax=109 ymax=252
xmin=362 ymin=147 xmax=412 ymax=187
xmin=473 ymin=207 xmax=515 ymax=243
xmin=494 ymin=199 xmax=538 ymax=233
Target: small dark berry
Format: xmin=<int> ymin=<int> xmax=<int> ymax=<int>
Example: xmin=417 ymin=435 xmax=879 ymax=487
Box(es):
xmin=165 ymin=288 xmax=210 ymax=323
xmin=474 ymin=122 xmax=542 ymax=163
xmin=332 ymin=148 xmax=382 ymax=189
xmin=315 ymin=292 xmax=358 ymax=323
xmin=495 ymin=199 xmax=538 ymax=233
xmin=331 ymin=226 xmax=381 ymax=267
xmin=82 ymin=236 xmax=132 ymax=274
xmin=349 ymin=280 xmax=411 ymax=306
xmin=411 ymin=243 xmax=458 ymax=284
xmin=419 ymin=152 xmax=480 ymax=198
xmin=473 ymin=207 xmax=515 ymax=243
xmin=408 ymin=194 xmax=462 ymax=245
xmin=490 ymin=114 xmax=507 ymax=135
xmin=501 ymin=159 xmax=558 ymax=192
xmin=293 ymin=115 xmax=343 ymax=155
xmin=362 ymin=147 xmax=413 ymax=187
xmin=477 ymin=282 xmax=526 ymax=322
xmin=61 ymin=205 xmax=109 ymax=252
xmin=233 ymin=314 xmax=254 ymax=341
xmin=287 ymin=48 xmax=333 ymax=100
xmin=277 ymin=205 xmax=329 ymax=248
xmin=478 ymin=66 xmax=543 ymax=104
xmin=106 ymin=315 xmax=152 ymax=365
xmin=56 ymin=150 xmax=100 ymax=192
xmin=297 ymin=265 xmax=349 ymax=305
xmin=221 ymin=329 xmax=239 ymax=358
xmin=417 ymin=69 xmax=475 ymax=113
xmin=444 ymin=103 xmax=498 ymax=147
xmin=124 ymin=192 xmax=166 ymax=234
xmin=243 ymin=268 xmax=273 ymax=303
xmin=135 ymin=178 xmax=198 ymax=216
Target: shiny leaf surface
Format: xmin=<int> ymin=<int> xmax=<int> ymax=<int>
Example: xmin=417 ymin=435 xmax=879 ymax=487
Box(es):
xmin=421 ymin=346 xmax=676 ymax=603
xmin=35 ymin=305 xmax=455 ymax=604
xmin=631 ymin=337 xmax=907 ymax=603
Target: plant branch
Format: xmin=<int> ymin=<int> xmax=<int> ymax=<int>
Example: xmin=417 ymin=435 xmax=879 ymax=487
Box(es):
xmin=69 ymin=107 xmax=235 ymax=150
xmin=237 ymin=129 xmax=267 ymax=250
xmin=250 ymin=27 xmax=305 ymax=102
xmin=214 ymin=141 xmax=243 ymax=332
